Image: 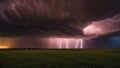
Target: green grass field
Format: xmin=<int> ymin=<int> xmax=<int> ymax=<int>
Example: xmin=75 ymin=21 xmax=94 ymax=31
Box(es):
xmin=0 ymin=49 xmax=120 ymax=68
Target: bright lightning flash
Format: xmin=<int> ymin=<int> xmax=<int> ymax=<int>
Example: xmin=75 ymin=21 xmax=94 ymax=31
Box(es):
xmin=58 ymin=38 xmax=84 ymax=49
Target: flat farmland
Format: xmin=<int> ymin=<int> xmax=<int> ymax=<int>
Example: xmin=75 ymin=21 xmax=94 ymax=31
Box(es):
xmin=0 ymin=49 xmax=120 ymax=68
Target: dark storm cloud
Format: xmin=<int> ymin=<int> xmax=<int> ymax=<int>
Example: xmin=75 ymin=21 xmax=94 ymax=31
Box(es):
xmin=0 ymin=0 xmax=120 ymax=38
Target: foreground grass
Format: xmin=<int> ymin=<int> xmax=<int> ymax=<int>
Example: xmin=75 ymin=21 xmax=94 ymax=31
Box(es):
xmin=0 ymin=49 xmax=120 ymax=68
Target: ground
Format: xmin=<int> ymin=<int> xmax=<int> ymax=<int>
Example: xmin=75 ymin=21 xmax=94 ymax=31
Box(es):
xmin=0 ymin=49 xmax=120 ymax=68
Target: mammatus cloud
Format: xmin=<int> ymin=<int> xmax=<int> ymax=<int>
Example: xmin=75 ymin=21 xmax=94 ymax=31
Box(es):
xmin=0 ymin=0 xmax=120 ymax=38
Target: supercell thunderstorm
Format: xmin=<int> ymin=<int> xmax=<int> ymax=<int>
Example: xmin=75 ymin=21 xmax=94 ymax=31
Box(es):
xmin=0 ymin=0 xmax=120 ymax=48
xmin=47 ymin=14 xmax=120 ymax=49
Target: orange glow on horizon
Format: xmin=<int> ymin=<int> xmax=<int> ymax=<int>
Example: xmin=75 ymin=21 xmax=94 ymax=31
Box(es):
xmin=0 ymin=38 xmax=16 ymax=49
xmin=0 ymin=45 xmax=10 ymax=49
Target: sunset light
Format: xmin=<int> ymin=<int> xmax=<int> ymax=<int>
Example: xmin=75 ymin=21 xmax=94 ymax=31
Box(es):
xmin=0 ymin=46 xmax=10 ymax=49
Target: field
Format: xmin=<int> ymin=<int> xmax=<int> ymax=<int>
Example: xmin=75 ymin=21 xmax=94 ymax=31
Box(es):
xmin=0 ymin=49 xmax=120 ymax=68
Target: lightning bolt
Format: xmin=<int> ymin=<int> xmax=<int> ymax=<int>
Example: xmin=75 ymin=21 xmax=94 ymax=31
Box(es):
xmin=58 ymin=39 xmax=62 ymax=48
xmin=75 ymin=39 xmax=83 ymax=49
xmin=58 ymin=38 xmax=83 ymax=49
xmin=75 ymin=40 xmax=79 ymax=48
xmin=80 ymin=39 xmax=83 ymax=49
xmin=65 ymin=39 xmax=69 ymax=48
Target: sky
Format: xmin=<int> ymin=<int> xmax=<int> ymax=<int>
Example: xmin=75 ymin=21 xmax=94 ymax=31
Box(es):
xmin=0 ymin=0 xmax=120 ymax=49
